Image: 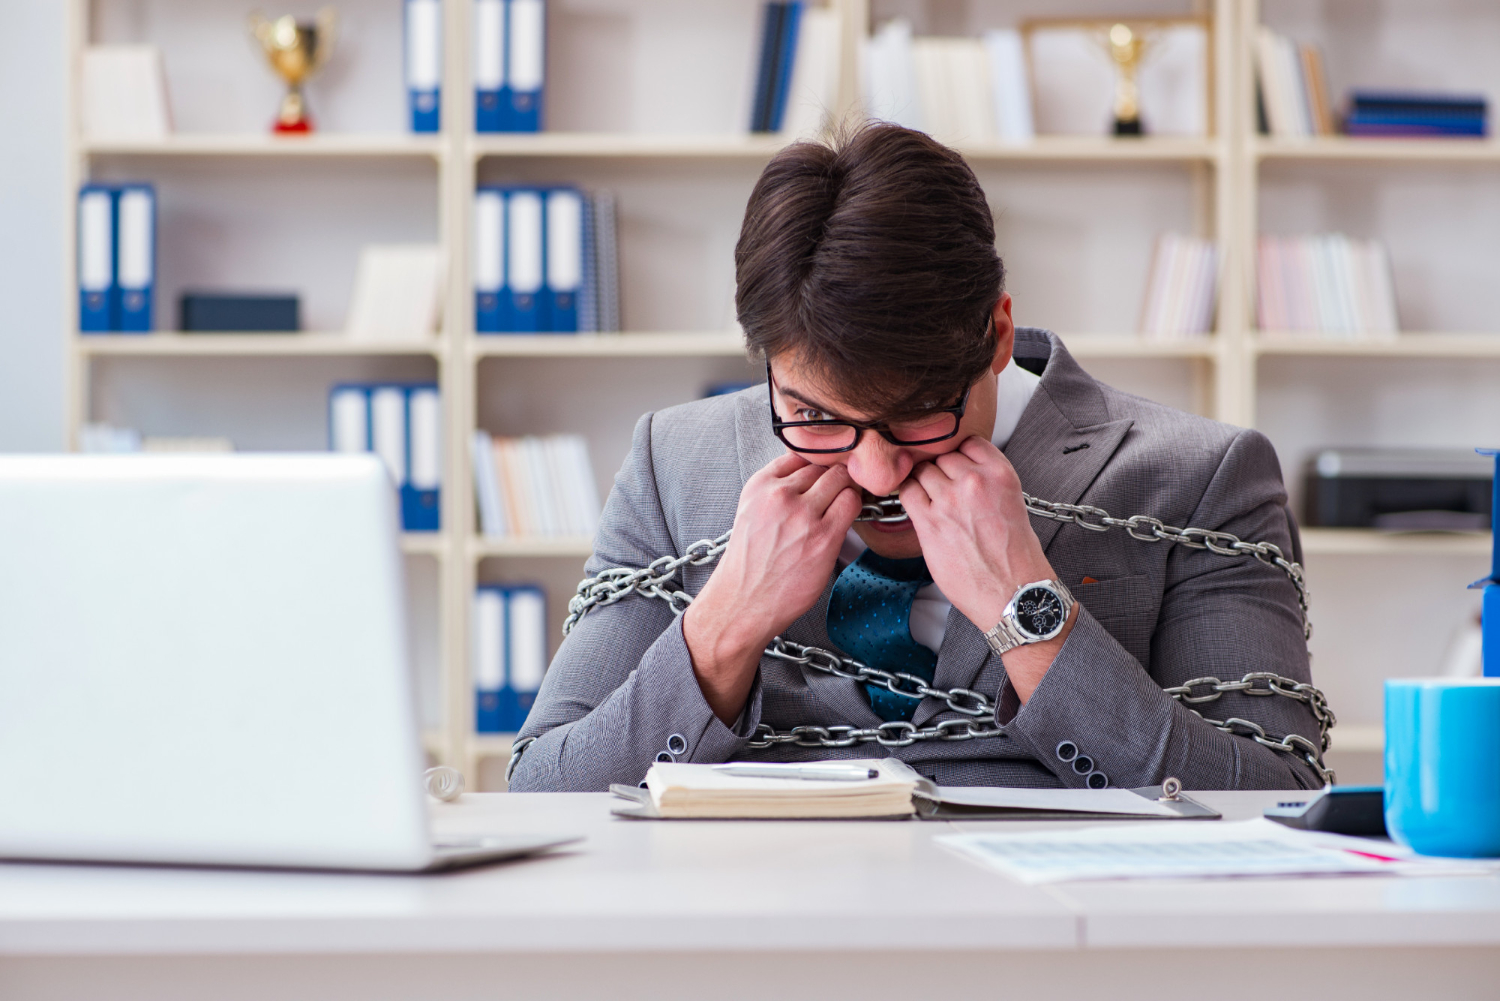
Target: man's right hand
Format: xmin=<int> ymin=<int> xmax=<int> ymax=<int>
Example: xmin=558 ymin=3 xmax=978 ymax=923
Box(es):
xmin=683 ymin=453 xmax=861 ymax=725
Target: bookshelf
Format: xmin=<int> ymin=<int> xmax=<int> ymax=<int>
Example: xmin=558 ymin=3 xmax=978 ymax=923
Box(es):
xmin=66 ymin=0 xmax=1498 ymax=788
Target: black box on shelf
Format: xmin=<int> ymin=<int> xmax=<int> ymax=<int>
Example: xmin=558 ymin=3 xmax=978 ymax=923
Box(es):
xmin=180 ymin=293 xmax=300 ymax=332
xmin=1303 ymin=448 xmax=1494 ymax=530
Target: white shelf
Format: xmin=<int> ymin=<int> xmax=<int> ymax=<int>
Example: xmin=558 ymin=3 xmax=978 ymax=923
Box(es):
xmin=1254 ymin=333 xmax=1500 ymax=358
xmin=469 ymin=133 xmax=1220 ymax=163
xmin=1299 ymin=528 xmax=1491 ymax=556
xmin=470 ymin=734 xmax=517 ymax=757
xmin=958 ymin=137 xmax=1221 ymax=163
xmin=1061 ymin=334 xmax=1220 ymax=359
xmin=1327 ymin=723 xmax=1383 ymax=754
xmin=473 ymin=536 xmax=594 ymax=559
xmin=400 ymin=533 xmax=447 ymax=557
xmin=471 ymin=332 xmax=746 ymax=358
xmin=77 ymin=333 xmax=443 ymax=357
xmin=81 ymin=133 xmax=446 ymax=158
xmin=1254 ymin=136 xmax=1500 ymax=163
xmin=473 ymin=132 xmax=786 ymax=159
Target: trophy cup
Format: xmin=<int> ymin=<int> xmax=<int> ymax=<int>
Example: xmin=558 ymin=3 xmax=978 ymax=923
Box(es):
xmin=1102 ymin=22 xmax=1149 ymax=135
xmin=248 ymin=9 xmax=337 ymax=133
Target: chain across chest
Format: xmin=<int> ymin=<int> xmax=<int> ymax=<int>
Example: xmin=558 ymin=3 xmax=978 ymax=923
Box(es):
xmin=508 ymin=495 xmax=1334 ymax=785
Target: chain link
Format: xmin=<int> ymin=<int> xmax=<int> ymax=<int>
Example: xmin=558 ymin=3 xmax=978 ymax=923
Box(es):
xmin=1020 ymin=494 xmax=1312 ymax=641
xmin=521 ymin=496 xmax=1333 ymax=785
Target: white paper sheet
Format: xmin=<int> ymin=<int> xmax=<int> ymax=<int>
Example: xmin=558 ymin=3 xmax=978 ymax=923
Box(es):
xmin=939 ymin=818 xmax=1424 ymax=885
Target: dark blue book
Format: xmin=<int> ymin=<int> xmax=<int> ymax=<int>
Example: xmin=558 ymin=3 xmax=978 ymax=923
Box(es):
xmin=1350 ymin=90 xmax=1487 ymax=115
xmin=768 ymin=2 xmax=803 ymax=132
xmin=750 ymin=3 xmax=786 ymax=132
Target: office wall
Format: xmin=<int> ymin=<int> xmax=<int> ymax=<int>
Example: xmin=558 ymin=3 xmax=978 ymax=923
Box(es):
xmin=0 ymin=0 xmax=67 ymax=452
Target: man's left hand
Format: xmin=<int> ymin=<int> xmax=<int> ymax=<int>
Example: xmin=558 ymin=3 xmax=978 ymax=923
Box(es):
xmin=898 ymin=436 xmax=1074 ymax=701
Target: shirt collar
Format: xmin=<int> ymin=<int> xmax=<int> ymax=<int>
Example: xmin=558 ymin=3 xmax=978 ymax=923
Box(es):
xmin=991 ymin=357 xmax=1041 ymax=451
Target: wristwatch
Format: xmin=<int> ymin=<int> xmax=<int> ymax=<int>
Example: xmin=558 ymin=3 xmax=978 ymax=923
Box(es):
xmin=983 ymin=579 xmax=1076 ymax=655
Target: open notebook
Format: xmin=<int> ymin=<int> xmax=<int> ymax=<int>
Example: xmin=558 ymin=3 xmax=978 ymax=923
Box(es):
xmin=610 ymin=759 xmax=1219 ymax=821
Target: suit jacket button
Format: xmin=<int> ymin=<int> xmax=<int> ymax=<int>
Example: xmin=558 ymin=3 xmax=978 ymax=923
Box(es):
xmin=1072 ymin=754 xmax=1094 ymax=775
xmin=655 ymin=750 xmax=675 ymax=763
xmin=1055 ymin=740 xmax=1079 ymax=762
xmin=667 ymin=733 xmax=688 ymax=755
xmin=1086 ymin=772 xmax=1109 ymax=789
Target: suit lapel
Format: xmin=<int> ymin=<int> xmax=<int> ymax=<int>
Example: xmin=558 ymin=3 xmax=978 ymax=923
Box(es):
xmin=1004 ymin=331 xmax=1134 ymax=552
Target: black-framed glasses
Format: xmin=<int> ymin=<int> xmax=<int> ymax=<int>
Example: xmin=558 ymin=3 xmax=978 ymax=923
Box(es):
xmin=767 ymin=362 xmax=971 ymax=454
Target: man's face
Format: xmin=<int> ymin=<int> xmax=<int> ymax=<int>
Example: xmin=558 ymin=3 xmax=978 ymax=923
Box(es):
xmin=768 ymin=347 xmax=1003 ymax=560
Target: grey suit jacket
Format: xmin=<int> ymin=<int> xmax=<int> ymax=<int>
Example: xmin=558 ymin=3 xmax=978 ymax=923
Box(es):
xmin=509 ymin=328 xmax=1325 ymax=792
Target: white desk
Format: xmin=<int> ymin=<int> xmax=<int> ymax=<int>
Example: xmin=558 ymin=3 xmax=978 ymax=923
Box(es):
xmin=4 ymin=791 xmax=1499 ymax=1001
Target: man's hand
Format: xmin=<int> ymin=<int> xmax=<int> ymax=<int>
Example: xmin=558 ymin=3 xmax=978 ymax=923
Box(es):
xmin=899 ymin=436 xmax=1075 ymax=703
xmin=684 ymin=453 xmax=861 ymax=724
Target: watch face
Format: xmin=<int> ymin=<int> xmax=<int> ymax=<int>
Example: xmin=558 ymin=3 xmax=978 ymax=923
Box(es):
xmin=1014 ymin=586 xmax=1065 ymax=638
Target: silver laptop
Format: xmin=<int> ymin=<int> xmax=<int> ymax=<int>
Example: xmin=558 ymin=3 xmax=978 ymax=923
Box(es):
xmin=0 ymin=453 xmax=575 ymax=872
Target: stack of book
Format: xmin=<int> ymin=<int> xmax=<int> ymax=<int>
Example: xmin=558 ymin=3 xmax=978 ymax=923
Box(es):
xmin=474 ymin=186 xmax=618 ymax=334
xmin=472 ymin=0 xmax=546 ymax=132
xmin=471 ymin=431 xmax=603 ymax=539
xmin=1138 ymin=234 xmax=1218 ymax=339
xmin=1256 ymin=235 xmax=1399 ymax=338
xmin=76 ymin=184 xmax=156 ymax=332
xmin=1254 ymin=27 xmax=1333 ymax=138
xmin=473 ymin=583 xmax=547 ymax=733
xmin=861 ymin=20 xmax=1034 ymax=143
xmin=329 ymin=383 xmax=443 ymax=531
xmin=749 ymin=2 xmax=841 ymax=137
xmin=1345 ymin=91 xmax=1487 ymax=137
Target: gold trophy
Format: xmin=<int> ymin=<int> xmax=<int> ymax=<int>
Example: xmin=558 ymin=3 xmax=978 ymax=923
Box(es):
xmin=1101 ymin=22 xmax=1149 ymax=135
xmin=248 ymin=9 xmax=337 ymax=133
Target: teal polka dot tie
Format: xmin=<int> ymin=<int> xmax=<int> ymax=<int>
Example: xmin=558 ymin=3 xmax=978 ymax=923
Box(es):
xmin=825 ymin=550 xmax=937 ymax=722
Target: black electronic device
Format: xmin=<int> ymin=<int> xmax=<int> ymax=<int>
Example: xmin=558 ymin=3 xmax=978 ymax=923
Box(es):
xmin=1303 ymin=448 xmax=1492 ymax=530
xmin=1264 ymin=786 xmax=1387 ymax=837
xmin=180 ymin=292 xmax=300 ymax=332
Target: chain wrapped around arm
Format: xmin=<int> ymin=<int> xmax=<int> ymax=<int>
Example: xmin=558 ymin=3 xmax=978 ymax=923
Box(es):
xmin=509 ymin=495 xmax=1333 ymax=785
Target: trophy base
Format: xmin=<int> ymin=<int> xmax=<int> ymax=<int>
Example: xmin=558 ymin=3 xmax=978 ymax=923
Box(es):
xmin=1113 ymin=117 xmax=1144 ymax=136
xmin=274 ymin=119 xmax=314 ymax=134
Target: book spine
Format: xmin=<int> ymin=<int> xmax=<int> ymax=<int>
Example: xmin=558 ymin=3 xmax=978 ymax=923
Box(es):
xmin=406 ymin=0 xmax=443 ymax=133
xmin=474 ymin=187 xmax=506 ymax=332
xmin=504 ymin=0 xmax=545 ymax=131
xmin=329 ymin=385 xmax=371 ymax=452
xmin=544 ymin=188 xmax=584 ymax=333
xmin=404 ymin=386 xmax=442 ymax=532
xmin=370 ymin=386 xmax=409 ymax=494
xmin=473 ymin=587 xmax=506 ymax=733
xmin=115 ymin=185 xmax=155 ymax=332
xmin=474 ymin=0 xmax=506 ymax=132
xmin=505 ymin=585 xmax=548 ymax=730
xmin=77 ymin=186 xmax=117 ymax=333
xmin=750 ymin=3 xmax=785 ymax=132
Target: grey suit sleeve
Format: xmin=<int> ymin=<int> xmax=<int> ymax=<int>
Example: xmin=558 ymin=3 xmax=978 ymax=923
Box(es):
xmin=1001 ymin=429 xmax=1326 ymax=791
xmin=507 ymin=412 xmax=762 ymax=792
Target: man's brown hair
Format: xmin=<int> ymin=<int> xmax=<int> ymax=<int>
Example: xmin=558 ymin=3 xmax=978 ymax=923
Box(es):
xmin=735 ymin=122 xmax=1004 ymax=416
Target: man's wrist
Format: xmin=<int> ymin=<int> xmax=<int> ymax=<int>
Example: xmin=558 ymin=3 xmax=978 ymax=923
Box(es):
xmin=981 ymin=576 xmax=1074 ymax=655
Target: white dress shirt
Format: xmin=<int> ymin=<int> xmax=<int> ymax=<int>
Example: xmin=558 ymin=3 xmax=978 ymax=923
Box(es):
xmin=837 ymin=359 xmax=1041 ymax=653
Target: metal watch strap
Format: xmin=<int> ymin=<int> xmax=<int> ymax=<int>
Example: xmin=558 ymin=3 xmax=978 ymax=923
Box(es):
xmin=982 ymin=579 xmax=1075 ymax=655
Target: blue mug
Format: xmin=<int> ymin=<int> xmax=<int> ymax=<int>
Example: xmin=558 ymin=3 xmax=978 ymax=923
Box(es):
xmin=1385 ymin=678 xmax=1500 ymax=857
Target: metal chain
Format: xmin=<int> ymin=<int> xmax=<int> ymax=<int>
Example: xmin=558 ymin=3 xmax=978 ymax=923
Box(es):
xmin=1020 ymin=494 xmax=1312 ymax=641
xmin=1159 ymin=673 xmax=1337 ymax=786
xmin=523 ymin=496 xmax=1333 ymax=784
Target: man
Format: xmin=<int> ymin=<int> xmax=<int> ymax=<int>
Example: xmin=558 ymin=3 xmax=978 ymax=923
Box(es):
xmin=508 ymin=123 xmax=1330 ymax=793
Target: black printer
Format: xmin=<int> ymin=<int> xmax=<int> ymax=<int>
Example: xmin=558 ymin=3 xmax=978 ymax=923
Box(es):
xmin=1303 ymin=448 xmax=1494 ymax=530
